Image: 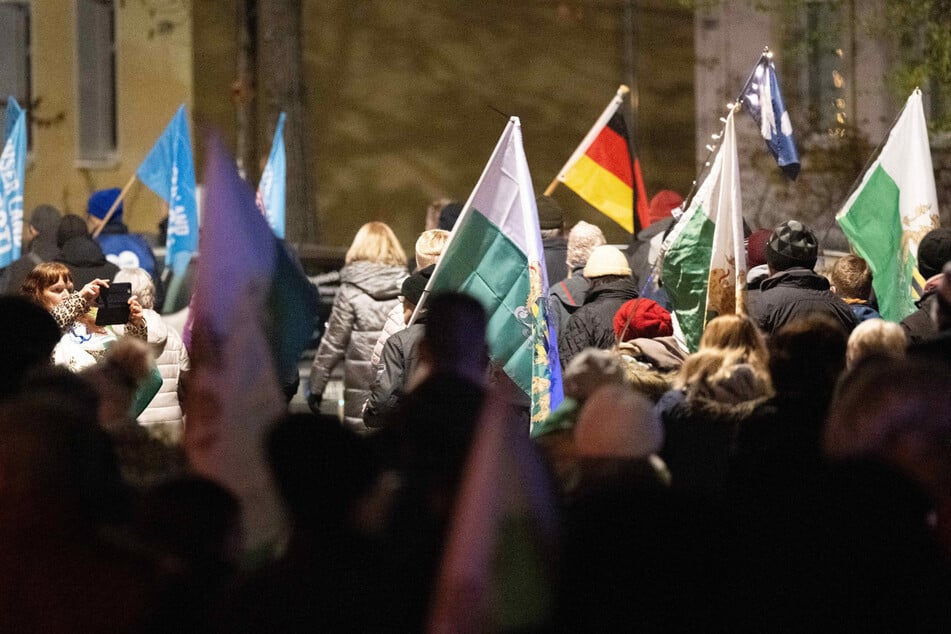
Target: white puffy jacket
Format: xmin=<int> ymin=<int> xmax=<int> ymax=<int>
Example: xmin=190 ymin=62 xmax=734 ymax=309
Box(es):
xmin=138 ymin=308 xmax=189 ymax=427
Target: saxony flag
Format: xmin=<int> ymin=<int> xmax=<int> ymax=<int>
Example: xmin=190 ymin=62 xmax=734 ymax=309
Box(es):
xmin=837 ymin=89 xmax=940 ymax=322
xmin=419 ymin=117 xmax=563 ymax=428
xmin=661 ymin=108 xmax=746 ymax=353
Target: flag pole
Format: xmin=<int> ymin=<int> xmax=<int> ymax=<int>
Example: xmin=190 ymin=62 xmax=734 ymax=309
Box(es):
xmin=680 ymin=48 xmax=769 ymax=213
xmin=91 ymin=173 xmax=137 ymax=238
xmin=545 ymin=85 xmax=630 ymax=197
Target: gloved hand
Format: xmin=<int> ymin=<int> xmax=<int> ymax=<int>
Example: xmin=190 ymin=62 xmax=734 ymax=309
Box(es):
xmin=307 ymin=393 xmax=322 ymax=414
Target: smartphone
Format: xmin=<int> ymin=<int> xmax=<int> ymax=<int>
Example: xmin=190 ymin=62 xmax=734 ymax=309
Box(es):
xmin=95 ymin=282 xmax=132 ymax=326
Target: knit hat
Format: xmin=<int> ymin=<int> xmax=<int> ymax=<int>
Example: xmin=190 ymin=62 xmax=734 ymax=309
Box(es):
xmin=56 ymin=214 xmax=89 ymax=248
xmin=563 ymin=348 xmax=627 ymax=400
xmin=573 ymin=384 xmax=663 ymax=459
xmin=437 ymin=202 xmax=463 ymax=231
xmin=535 ymin=195 xmax=565 ymax=231
xmin=746 ymin=228 xmax=772 ymax=269
xmin=583 ymin=245 xmax=631 ymax=278
xmin=87 ymin=188 xmax=123 ymax=223
xmin=648 ymin=190 xmax=683 ymax=225
xmin=401 ymin=264 xmax=435 ymax=306
xmin=613 ymin=298 xmax=673 ymax=341
xmin=917 ymin=228 xmax=951 ymax=280
xmin=28 ymin=204 xmax=62 ymax=234
xmin=765 ymin=220 xmax=818 ymax=271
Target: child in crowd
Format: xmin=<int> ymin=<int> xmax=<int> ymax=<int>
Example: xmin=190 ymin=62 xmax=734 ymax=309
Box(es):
xmin=830 ymin=254 xmax=880 ymax=323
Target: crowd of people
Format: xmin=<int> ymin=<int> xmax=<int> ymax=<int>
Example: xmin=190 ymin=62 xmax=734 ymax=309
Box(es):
xmin=1 ymin=189 xmax=951 ymax=631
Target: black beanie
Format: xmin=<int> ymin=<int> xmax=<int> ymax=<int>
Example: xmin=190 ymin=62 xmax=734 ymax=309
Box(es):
xmin=766 ymin=220 xmax=818 ymax=271
xmin=401 ymin=264 xmax=435 ymax=306
xmin=917 ymin=228 xmax=951 ymax=280
xmin=438 ymin=203 xmax=463 ymax=231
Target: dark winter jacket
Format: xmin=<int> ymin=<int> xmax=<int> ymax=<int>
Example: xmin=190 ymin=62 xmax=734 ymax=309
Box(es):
xmin=901 ymin=291 xmax=938 ymax=345
xmin=749 ymin=268 xmax=856 ymax=335
xmin=363 ymin=320 xmax=426 ymax=429
xmin=543 ymin=235 xmax=568 ymax=288
xmin=56 ymin=236 xmax=120 ymax=289
xmin=559 ymin=277 xmax=639 ymax=370
xmin=1 ymin=233 xmax=61 ymax=296
xmin=309 ymin=260 xmax=407 ymax=433
xmin=656 ymin=369 xmax=769 ymax=501
xmin=550 ymin=266 xmax=590 ymax=335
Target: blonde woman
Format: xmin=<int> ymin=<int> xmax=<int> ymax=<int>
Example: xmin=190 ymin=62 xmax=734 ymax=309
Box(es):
xmin=654 ymin=315 xmax=772 ymax=500
xmin=370 ymin=228 xmax=450 ymax=368
xmin=308 ymin=222 xmax=408 ymax=433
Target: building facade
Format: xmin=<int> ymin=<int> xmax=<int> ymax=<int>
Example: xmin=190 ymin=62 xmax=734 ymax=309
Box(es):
xmin=1 ymin=0 xmax=193 ymax=235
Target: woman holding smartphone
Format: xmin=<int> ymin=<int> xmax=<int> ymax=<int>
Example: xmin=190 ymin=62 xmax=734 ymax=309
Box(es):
xmin=21 ymin=262 xmax=146 ymax=371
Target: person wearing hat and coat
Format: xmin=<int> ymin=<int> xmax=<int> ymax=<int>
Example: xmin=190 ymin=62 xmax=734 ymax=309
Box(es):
xmin=86 ymin=188 xmax=160 ymax=281
xmin=536 ymin=195 xmax=569 ymax=286
xmin=559 ymin=245 xmax=639 ymax=370
xmin=0 ymin=204 xmax=62 ymax=295
xmin=748 ymin=220 xmax=856 ymax=335
xmin=363 ymin=265 xmax=434 ymax=428
xmin=901 ymin=227 xmax=951 ymax=345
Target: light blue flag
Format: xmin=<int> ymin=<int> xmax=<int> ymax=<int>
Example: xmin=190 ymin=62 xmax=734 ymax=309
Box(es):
xmin=0 ymin=97 xmax=27 ymax=267
xmin=257 ymin=112 xmax=286 ymax=238
xmin=741 ymin=58 xmax=800 ymax=180
xmin=136 ymin=105 xmax=198 ymax=276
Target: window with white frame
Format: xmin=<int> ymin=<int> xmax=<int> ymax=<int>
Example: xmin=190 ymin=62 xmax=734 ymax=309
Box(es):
xmin=0 ymin=1 xmax=31 ymax=140
xmin=76 ymin=0 xmax=116 ymax=162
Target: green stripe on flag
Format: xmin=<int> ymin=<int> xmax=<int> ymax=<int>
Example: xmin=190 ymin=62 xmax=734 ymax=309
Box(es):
xmin=662 ymin=206 xmax=716 ymax=352
xmin=431 ymin=209 xmax=533 ymax=393
xmin=838 ymin=165 xmax=916 ymax=321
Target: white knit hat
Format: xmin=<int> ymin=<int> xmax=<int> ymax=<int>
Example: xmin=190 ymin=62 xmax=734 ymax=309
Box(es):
xmin=583 ymin=245 xmax=632 ymax=278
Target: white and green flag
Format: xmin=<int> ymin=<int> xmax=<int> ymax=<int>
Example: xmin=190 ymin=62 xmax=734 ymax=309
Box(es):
xmin=661 ymin=109 xmax=746 ymax=353
xmin=837 ymin=89 xmax=940 ymax=322
xmin=420 ymin=117 xmax=563 ymax=427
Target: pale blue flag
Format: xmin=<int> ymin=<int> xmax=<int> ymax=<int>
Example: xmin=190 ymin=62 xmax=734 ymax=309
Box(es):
xmin=136 ymin=105 xmax=198 ymax=276
xmin=257 ymin=112 xmax=286 ymax=238
xmin=0 ymin=97 xmax=27 ymax=266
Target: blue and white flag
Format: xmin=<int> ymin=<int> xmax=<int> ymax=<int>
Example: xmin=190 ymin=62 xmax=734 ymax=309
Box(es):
xmin=0 ymin=97 xmax=27 ymax=267
xmin=256 ymin=112 xmax=286 ymax=238
xmin=741 ymin=57 xmax=800 ymax=180
xmin=136 ymin=105 xmax=198 ymax=276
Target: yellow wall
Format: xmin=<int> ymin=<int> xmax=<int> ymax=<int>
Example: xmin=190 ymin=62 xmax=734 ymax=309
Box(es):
xmin=25 ymin=0 xmax=193 ymax=235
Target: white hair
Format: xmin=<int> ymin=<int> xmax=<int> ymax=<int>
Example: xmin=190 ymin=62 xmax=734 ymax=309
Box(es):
xmin=566 ymin=221 xmax=607 ymax=270
xmin=113 ymin=267 xmax=156 ymax=310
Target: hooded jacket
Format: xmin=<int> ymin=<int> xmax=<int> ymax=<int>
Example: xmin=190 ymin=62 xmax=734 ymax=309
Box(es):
xmin=750 ymin=267 xmax=856 ymax=335
xmin=309 ymin=260 xmax=407 ymax=433
xmin=559 ymin=277 xmax=639 ymax=370
xmin=57 ymin=236 xmax=120 ymax=289
xmin=96 ymin=221 xmax=158 ymax=280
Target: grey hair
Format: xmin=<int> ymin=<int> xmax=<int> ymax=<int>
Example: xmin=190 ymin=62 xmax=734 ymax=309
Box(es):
xmin=113 ymin=267 xmax=156 ymax=310
xmin=566 ymin=221 xmax=607 ymax=270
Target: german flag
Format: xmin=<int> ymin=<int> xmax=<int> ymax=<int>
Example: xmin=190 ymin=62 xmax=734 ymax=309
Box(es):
xmin=551 ymin=85 xmax=649 ymax=233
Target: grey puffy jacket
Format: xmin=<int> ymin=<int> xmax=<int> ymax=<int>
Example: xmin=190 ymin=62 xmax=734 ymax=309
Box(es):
xmin=309 ymin=260 xmax=407 ymax=433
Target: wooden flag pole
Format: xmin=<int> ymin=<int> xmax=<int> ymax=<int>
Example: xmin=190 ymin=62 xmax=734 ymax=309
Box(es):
xmin=91 ymin=173 xmax=137 ymax=238
xmin=544 ymin=84 xmax=630 ymax=198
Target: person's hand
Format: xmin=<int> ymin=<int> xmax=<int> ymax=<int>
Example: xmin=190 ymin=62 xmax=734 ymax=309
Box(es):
xmin=128 ymin=297 xmax=145 ymax=327
xmin=80 ymin=278 xmax=109 ymax=303
xmin=307 ymin=393 xmax=322 ymax=414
